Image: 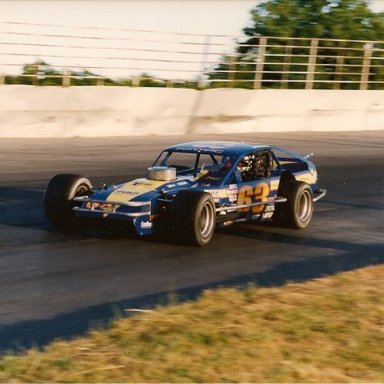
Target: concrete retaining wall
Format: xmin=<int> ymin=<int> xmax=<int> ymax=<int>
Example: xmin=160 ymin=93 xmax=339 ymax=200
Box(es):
xmin=0 ymin=86 xmax=383 ymax=138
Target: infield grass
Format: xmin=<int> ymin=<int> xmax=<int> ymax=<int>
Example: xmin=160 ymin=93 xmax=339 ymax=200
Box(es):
xmin=1 ymin=265 xmax=383 ymax=383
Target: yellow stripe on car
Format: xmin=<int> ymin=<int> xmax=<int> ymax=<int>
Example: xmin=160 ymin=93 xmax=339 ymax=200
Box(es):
xmin=107 ymin=179 xmax=168 ymax=203
xmin=295 ymin=172 xmax=317 ymax=185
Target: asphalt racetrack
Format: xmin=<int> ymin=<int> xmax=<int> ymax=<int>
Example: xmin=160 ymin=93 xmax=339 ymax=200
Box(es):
xmin=1 ymin=131 xmax=383 ymax=353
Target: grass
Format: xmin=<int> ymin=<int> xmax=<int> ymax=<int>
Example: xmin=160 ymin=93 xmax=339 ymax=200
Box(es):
xmin=1 ymin=265 xmax=383 ymax=383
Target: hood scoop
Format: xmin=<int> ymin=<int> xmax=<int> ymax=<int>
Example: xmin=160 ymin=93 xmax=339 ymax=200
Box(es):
xmin=147 ymin=166 xmax=176 ymax=181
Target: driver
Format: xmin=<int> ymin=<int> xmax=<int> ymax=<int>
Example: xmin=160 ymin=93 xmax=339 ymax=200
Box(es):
xmin=237 ymin=152 xmax=272 ymax=181
xmin=237 ymin=155 xmax=253 ymax=182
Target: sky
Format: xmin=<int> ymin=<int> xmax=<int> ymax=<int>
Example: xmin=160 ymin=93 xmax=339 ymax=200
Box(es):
xmin=0 ymin=1 xmax=256 ymax=35
xmin=1 ymin=0 xmax=384 ymax=80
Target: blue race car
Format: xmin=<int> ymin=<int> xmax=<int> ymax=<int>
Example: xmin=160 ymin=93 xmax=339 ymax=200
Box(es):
xmin=44 ymin=141 xmax=326 ymax=246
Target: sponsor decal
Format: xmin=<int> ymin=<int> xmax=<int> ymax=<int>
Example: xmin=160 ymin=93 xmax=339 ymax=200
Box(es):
xmin=132 ymin=181 xmax=154 ymax=187
xmin=270 ymin=178 xmax=280 ymax=192
xmin=226 ymin=186 xmax=238 ymax=202
xmin=206 ymin=189 xmax=224 ymax=198
xmin=189 ymin=143 xmax=227 ymax=153
xmin=107 ymin=178 xmax=168 ymax=203
xmin=165 ymin=180 xmax=190 ymax=189
xmin=206 ymin=187 xmax=238 ymax=202
xmin=113 ymin=190 xmax=140 ymax=197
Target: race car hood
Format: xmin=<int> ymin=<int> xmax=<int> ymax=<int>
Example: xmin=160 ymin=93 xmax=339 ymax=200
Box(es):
xmin=90 ymin=177 xmax=194 ymax=203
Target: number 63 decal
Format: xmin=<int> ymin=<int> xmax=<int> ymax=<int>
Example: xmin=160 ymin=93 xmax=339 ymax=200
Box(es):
xmin=237 ymin=183 xmax=270 ymax=213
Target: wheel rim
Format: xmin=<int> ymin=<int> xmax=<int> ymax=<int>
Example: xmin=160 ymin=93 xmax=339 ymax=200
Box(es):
xmin=75 ymin=184 xmax=90 ymax=197
xmin=297 ymin=189 xmax=312 ymax=223
xmin=199 ymin=201 xmax=215 ymax=239
xmin=69 ymin=179 xmax=92 ymax=200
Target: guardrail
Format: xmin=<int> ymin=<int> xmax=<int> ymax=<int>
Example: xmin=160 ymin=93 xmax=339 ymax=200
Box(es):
xmin=1 ymin=20 xmax=383 ymax=90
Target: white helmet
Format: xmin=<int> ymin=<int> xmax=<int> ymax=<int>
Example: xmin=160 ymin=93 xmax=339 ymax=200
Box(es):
xmin=237 ymin=156 xmax=252 ymax=172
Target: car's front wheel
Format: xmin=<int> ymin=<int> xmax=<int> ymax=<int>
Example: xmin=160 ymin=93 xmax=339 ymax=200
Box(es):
xmin=44 ymin=174 xmax=92 ymax=233
xmin=172 ymin=190 xmax=216 ymax=246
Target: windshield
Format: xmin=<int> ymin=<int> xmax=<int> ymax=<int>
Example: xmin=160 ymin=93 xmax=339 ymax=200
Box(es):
xmin=153 ymin=150 xmax=233 ymax=184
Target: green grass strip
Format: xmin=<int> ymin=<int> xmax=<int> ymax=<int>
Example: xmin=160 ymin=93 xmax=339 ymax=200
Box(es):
xmin=1 ymin=265 xmax=383 ymax=383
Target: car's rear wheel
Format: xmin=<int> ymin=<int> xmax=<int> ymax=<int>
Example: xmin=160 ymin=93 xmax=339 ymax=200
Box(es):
xmin=274 ymin=180 xmax=314 ymax=229
xmin=172 ymin=190 xmax=216 ymax=246
xmin=44 ymin=174 xmax=92 ymax=233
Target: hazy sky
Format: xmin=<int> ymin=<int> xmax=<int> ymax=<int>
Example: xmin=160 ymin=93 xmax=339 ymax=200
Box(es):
xmin=1 ymin=0 xmax=384 ymax=80
xmin=2 ymin=1 xmax=383 ymax=35
xmin=1 ymin=1 xmax=256 ymax=36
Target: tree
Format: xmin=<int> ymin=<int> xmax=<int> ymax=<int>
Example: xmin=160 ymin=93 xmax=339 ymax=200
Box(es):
xmin=4 ymin=61 xmax=117 ymax=86
xmin=243 ymin=0 xmax=384 ymax=40
xmin=208 ymin=0 xmax=384 ymax=89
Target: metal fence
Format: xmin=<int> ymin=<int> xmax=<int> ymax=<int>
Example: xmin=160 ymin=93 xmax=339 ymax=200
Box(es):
xmin=209 ymin=36 xmax=384 ymax=90
xmin=1 ymin=20 xmax=383 ymax=89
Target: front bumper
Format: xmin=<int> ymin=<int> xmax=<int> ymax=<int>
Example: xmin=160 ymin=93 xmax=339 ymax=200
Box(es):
xmin=72 ymin=197 xmax=154 ymax=235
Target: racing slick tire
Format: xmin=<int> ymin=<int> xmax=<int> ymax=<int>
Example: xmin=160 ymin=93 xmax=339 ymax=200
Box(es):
xmin=44 ymin=174 xmax=92 ymax=233
xmin=274 ymin=180 xmax=314 ymax=229
xmin=172 ymin=190 xmax=216 ymax=246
